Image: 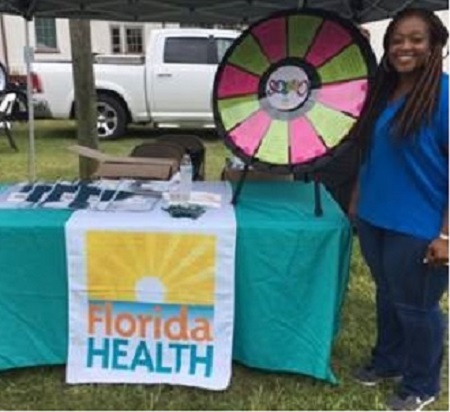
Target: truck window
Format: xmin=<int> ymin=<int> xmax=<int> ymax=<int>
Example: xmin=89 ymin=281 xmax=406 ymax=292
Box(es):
xmin=164 ymin=37 xmax=209 ymax=64
xmin=216 ymin=38 xmax=236 ymax=63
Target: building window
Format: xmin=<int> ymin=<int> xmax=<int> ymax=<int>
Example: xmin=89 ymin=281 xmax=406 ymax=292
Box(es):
xmin=111 ymin=26 xmax=122 ymax=54
xmin=35 ymin=18 xmax=58 ymax=51
xmin=110 ymin=25 xmax=144 ymax=54
xmin=125 ymin=27 xmax=143 ymax=53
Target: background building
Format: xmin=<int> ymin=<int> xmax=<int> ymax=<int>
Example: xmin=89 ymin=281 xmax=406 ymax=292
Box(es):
xmin=0 ymin=10 xmax=447 ymax=75
xmin=0 ymin=17 xmax=180 ymax=75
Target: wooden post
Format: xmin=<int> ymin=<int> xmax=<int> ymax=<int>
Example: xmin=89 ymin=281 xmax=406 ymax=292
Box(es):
xmin=69 ymin=19 xmax=98 ymax=180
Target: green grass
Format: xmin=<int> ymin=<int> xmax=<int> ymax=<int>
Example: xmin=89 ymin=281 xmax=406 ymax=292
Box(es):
xmin=0 ymin=121 xmax=229 ymax=182
xmin=0 ymin=121 xmax=447 ymax=410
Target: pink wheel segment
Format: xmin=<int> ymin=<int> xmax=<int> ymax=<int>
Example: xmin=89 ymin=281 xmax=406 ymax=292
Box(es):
xmin=252 ymin=17 xmax=287 ymax=63
xmin=229 ymin=110 xmax=272 ymax=156
xmin=317 ymin=79 xmax=368 ymax=117
xmin=306 ymin=21 xmax=352 ymax=67
xmin=217 ymin=65 xmax=260 ymax=99
xmin=289 ymin=117 xmax=327 ymax=163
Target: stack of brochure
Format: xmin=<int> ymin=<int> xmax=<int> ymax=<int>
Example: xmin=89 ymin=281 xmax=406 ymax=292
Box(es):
xmin=0 ymin=177 xmax=224 ymax=212
xmin=0 ymin=180 xmax=159 ymax=212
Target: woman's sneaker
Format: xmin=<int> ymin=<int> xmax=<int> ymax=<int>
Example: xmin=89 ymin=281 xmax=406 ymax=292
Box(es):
xmin=386 ymin=391 xmax=436 ymax=411
xmin=353 ymin=364 xmax=402 ymax=386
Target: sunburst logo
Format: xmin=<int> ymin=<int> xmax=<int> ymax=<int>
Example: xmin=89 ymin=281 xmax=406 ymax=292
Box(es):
xmin=83 ymin=231 xmax=218 ymax=377
xmin=86 ymin=231 xmax=216 ymax=305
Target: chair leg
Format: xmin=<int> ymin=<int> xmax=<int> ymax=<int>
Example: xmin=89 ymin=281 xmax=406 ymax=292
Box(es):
xmin=4 ymin=125 xmax=18 ymax=152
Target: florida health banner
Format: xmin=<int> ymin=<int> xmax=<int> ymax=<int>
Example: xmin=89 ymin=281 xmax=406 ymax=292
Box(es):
xmin=65 ymin=182 xmax=236 ymax=390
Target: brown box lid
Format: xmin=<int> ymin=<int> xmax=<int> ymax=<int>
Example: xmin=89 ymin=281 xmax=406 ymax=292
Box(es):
xmin=68 ymin=144 xmax=178 ymax=180
xmin=95 ymin=162 xmax=175 ymax=180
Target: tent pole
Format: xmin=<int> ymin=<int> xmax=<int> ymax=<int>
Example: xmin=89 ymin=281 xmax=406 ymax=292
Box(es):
xmin=24 ymin=19 xmax=36 ymax=182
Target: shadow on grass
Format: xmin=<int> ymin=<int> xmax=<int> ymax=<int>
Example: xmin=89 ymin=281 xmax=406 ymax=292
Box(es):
xmin=25 ymin=121 xmax=221 ymax=142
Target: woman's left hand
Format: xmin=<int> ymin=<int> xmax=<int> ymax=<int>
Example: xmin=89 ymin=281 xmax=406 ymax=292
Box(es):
xmin=424 ymin=238 xmax=449 ymax=266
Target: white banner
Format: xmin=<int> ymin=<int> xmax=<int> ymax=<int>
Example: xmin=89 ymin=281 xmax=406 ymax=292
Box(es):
xmin=65 ymin=182 xmax=236 ymax=390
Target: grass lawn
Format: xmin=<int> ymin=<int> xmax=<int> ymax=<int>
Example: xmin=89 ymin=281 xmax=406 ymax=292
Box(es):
xmin=0 ymin=121 xmax=447 ymax=410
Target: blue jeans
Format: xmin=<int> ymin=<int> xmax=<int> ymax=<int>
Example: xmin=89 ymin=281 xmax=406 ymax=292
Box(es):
xmin=356 ymin=218 xmax=448 ymax=397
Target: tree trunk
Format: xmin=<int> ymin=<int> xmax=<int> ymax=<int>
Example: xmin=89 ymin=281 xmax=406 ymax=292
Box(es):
xmin=69 ymin=19 xmax=98 ymax=180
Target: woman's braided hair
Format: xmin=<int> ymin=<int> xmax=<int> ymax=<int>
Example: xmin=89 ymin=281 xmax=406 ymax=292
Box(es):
xmin=351 ymin=8 xmax=448 ymax=153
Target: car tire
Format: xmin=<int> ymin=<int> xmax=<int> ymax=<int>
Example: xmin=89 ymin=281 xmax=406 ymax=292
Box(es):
xmin=96 ymin=93 xmax=127 ymax=139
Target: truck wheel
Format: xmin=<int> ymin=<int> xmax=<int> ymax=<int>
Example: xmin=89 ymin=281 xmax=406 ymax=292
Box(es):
xmin=96 ymin=94 xmax=126 ymax=139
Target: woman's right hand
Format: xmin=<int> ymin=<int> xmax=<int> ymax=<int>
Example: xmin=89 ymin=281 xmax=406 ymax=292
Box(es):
xmin=424 ymin=237 xmax=449 ymax=266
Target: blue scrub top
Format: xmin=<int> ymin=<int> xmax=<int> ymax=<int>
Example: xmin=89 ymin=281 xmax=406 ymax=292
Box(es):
xmin=357 ymin=73 xmax=449 ymax=240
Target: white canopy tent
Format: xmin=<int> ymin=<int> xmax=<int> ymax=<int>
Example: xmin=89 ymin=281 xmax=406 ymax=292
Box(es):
xmin=0 ymin=0 xmax=447 ymax=180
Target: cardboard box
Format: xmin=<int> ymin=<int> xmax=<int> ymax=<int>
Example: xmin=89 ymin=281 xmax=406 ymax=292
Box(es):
xmin=221 ymin=166 xmax=293 ymax=182
xmin=68 ymin=145 xmax=178 ymax=180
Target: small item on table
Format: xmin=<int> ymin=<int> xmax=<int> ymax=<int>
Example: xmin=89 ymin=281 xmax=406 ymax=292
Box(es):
xmin=162 ymin=204 xmax=206 ymax=219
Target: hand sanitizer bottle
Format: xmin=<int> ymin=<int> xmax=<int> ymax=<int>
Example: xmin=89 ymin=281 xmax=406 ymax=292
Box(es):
xmin=179 ymin=154 xmax=193 ymax=203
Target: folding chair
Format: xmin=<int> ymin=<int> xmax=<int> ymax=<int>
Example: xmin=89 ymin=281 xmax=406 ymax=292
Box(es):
xmin=129 ymin=142 xmax=186 ymax=171
xmin=156 ymin=134 xmax=206 ymax=181
xmin=0 ymin=92 xmax=18 ymax=151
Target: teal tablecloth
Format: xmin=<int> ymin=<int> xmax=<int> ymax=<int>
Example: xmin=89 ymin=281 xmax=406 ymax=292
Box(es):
xmin=232 ymin=182 xmax=352 ymax=382
xmin=0 ymin=182 xmax=351 ymax=383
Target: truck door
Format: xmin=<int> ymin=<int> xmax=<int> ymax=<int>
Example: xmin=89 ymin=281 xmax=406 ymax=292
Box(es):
xmin=150 ymin=35 xmax=216 ymax=123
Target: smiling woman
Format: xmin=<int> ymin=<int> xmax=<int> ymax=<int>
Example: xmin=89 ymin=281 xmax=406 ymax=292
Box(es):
xmin=388 ymin=17 xmax=432 ymax=74
xmin=348 ymin=8 xmax=449 ymax=411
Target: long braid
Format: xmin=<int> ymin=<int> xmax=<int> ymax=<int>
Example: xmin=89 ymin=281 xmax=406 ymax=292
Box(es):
xmin=349 ymin=60 xmax=397 ymax=156
xmin=350 ymin=8 xmax=448 ymax=155
xmin=395 ymin=42 xmax=445 ymax=137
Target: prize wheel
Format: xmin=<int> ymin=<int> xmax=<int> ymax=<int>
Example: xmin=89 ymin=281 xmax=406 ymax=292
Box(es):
xmin=213 ymin=8 xmax=377 ymax=174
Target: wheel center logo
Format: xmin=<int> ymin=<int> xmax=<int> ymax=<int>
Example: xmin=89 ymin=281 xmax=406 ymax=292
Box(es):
xmin=265 ymin=66 xmax=310 ymax=111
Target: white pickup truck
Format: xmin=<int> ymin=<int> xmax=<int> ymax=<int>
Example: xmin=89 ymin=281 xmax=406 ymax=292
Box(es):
xmin=32 ymin=28 xmax=240 ymax=139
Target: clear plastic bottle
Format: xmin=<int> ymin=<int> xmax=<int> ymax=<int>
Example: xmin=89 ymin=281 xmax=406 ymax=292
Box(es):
xmin=178 ymin=153 xmax=193 ymax=203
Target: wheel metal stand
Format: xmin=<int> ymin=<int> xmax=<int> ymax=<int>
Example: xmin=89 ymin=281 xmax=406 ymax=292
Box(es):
xmin=313 ymin=176 xmax=323 ymax=217
xmin=231 ymin=163 xmax=250 ymax=205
